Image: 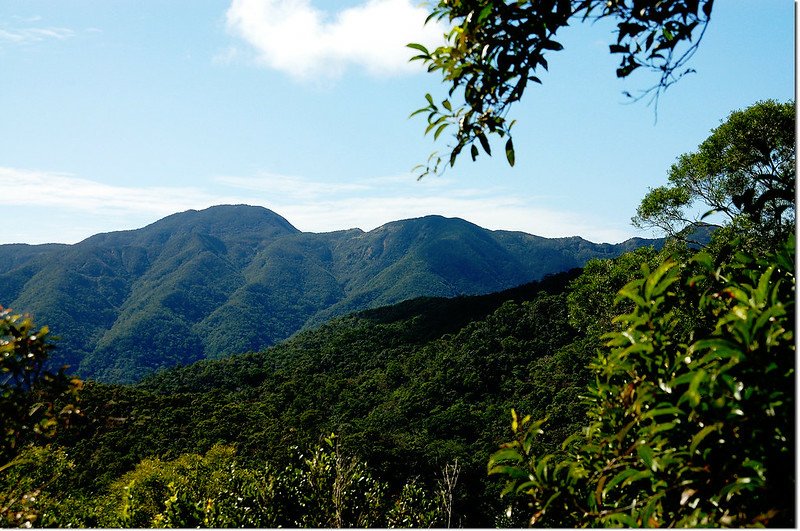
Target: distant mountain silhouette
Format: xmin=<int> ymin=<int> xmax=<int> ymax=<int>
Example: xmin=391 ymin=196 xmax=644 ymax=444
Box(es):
xmin=0 ymin=205 xmax=662 ymax=383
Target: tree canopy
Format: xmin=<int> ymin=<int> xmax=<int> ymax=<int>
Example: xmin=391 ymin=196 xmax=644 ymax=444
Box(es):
xmin=632 ymin=99 xmax=795 ymax=248
xmin=7 ymin=271 xmax=592 ymax=527
xmin=410 ymin=0 xmax=714 ymax=176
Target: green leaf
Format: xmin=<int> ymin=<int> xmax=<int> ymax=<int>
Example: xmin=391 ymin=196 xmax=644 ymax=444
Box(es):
xmin=477 ymin=133 xmax=491 ymax=155
xmin=637 ymin=443 xmax=656 ymax=471
xmin=477 ymin=5 xmax=493 ymax=23
xmin=755 ymin=265 xmax=775 ymax=305
xmin=680 ymin=368 xmax=707 ymax=407
xmin=692 ymin=249 xmax=713 ymax=269
xmin=433 ymin=122 xmax=449 ymax=140
xmin=644 ymin=260 xmax=678 ymax=300
xmin=505 ymin=138 xmax=515 ymax=166
xmin=691 ymin=340 xmax=744 ymax=366
xmin=604 ymin=513 xmax=639 ymax=526
xmin=605 ymin=467 xmax=642 ymax=493
xmin=649 ymin=421 xmax=678 ymax=436
xmin=406 ymin=42 xmax=429 ymax=55
xmin=689 ymin=423 xmax=719 ymax=454
xmin=488 ymin=448 xmax=523 ymax=469
xmin=641 ymin=406 xmax=682 ymax=420
xmin=642 ymin=491 xmax=666 ymax=525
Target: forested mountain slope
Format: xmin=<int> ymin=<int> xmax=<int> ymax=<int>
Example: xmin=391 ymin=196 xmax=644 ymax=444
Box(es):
xmin=52 ymin=269 xmax=591 ymax=527
xmin=0 ymin=204 xmax=661 ymax=382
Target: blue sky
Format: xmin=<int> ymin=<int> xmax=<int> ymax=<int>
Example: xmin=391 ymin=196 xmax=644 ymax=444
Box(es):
xmin=0 ymin=0 xmax=794 ymax=245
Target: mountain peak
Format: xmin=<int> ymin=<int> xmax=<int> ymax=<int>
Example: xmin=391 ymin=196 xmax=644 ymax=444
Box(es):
xmin=372 ymin=214 xmax=482 ymax=236
xmin=156 ymin=205 xmax=298 ymax=233
xmin=122 ymin=204 xmax=299 ymax=244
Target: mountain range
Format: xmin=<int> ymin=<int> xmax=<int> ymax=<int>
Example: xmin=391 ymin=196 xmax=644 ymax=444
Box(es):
xmin=0 ymin=205 xmax=661 ymax=383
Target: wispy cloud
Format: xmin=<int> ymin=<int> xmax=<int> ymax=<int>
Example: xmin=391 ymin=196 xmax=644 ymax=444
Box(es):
xmin=0 ymin=166 xmax=634 ymax=245
xmin=215 ymin=170 xmax=634 ymax=243
xmin=224 ymin=0 xmax=446 ymax=80
xmin=0 ymin=167 xmax=243 ymax=216
xmin=0 ymin=25 xmax=74 ymax=45
xmin=280 ymin=194 xmax=632 ymax=243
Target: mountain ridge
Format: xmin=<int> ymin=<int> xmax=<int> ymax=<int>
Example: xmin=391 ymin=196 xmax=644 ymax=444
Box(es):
xmin=0 ymin=205 xmax=662 ymax=383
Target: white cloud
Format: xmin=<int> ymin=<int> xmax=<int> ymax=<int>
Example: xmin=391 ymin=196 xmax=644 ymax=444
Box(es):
xmin=0 ymin=26 xmax=74 ymax=44
xmin=225 ymin=0 xmax=446 ymax=80
xmin=215 ymin=170 xmax=634 ymax=243
xmin=276 ymin=194 xmax=632 ymax=243
xmin=0 ymin=167 xmax=241 ymax=217
xmin=0 ymin=166 xmax=635 ymax=245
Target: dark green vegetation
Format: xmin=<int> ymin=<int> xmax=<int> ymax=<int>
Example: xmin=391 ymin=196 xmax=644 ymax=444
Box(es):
xmin=0 ymin=208 xmax=659 ymax=383
xmin=491 ymin=236 xmax=795 ymax=526
xmin=5 ymin=267 xmax=597 ymax=527
xmin=3 ymin=230 xmax=794 ymax=526
xmin=408 ymin=0 xmax=795 ymax=520
xmin=12 ymin=223 xmax=791 ymax=526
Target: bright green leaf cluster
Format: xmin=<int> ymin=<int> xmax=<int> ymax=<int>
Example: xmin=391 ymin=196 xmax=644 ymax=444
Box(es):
xmin=102 ymin=437 xmax=443 ymax=528
xmin=489 ymin=234 xmax=795 ymax=526
xmin=0 ymin=308 xmax=83 ymax=526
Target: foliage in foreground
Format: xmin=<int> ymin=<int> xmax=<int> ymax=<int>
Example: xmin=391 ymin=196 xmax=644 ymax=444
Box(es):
xmin=0 ymin=307 xmax=82 ymax=527
xmin=115 ymin=435 xmax=448 ymax=529
xmin=410 ymin=0 xmax=713 ymax=176
xmin=490 ymin=235 xmax=795 ymax=526
xmin=0 ymin=307 xmax=82 ymax=464
xmin=4 ymin=230 xmax=794 ymax=527
xmin=1 ymin=437 xmax=447 ymax=528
